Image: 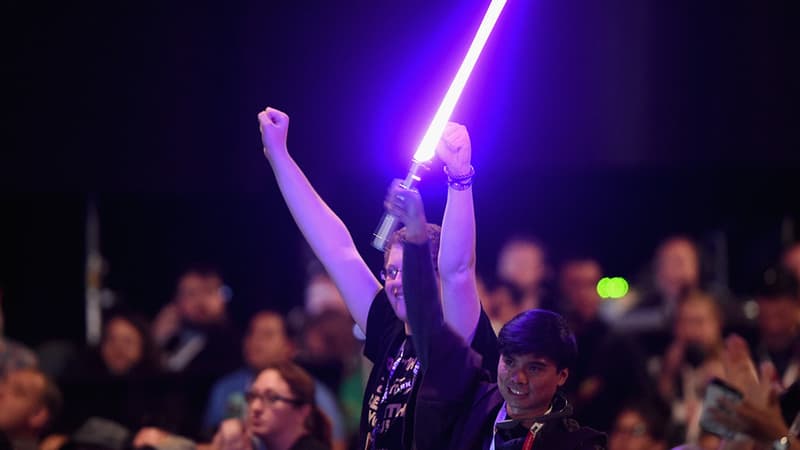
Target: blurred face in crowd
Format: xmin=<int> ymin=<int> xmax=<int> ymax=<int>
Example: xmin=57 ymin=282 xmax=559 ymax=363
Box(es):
xmin=757 ymin=296 xmax=800 ymax=351
xmin=560 ymin=260 xmax=603 ymax=322
xmin=674 ymin=296 xmax=722 ymax=351
xmin=609 ymin=409 xmax=665 ymax=450
xmin=783 ymin=244 xmax=800 ymax=282
xmin=304 ymin=274 xmax=347 ymax=317
xmin=246 ymin=369 xmax=308 ymax=441
xmin=497 ymin=241 xmax=547 ymax=290
xmin=0 ymin=370 xmax=48 ymax=436
xmin=101 ymin=317 xmax=144 ymax=375
xmin=244 ymin=313 xmax=295 ymax=371
xmin=655 ymin=238 xmax=699 ymax=300
xmin=497 ymin=353 xmax=567 ymax=422
xmin=175 ymin=273 xmax=226 ymax=326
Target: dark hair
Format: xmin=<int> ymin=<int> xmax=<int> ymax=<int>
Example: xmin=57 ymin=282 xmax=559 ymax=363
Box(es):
xmin=497 ymin=309 xmax=577 ymax=370
xmin=758 ymin=268 xmax=799 ymax=302
xmin=262 ymin=361 xmax=332 ymax=448
xmin=101 ymin=310 xmax=162 ymax=374
xmin=616 ymin=401 xmax=669 ymax=442
xmin=179 ymin=263 xmax=224 ymax=284
xmin=250 ymin=309 xmax=293 ymax=340
xmin=384 ymin=224 xmax=441 ymax=273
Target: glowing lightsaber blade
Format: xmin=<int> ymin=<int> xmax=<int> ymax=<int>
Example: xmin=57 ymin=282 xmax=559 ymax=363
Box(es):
xmin=372 ymin=0 xmax=508 ymax=251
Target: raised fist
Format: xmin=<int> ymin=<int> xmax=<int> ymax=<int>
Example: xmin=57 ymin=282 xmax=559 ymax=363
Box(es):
xmin=258 ymin=107 xmax=290 ymax=159
xmin=435 ymin=122 xmax=471 ymax=177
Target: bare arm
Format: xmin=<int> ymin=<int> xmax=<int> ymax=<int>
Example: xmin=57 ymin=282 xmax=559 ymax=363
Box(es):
xmin=258 ymin=108 xmax=380 ymax=334
xmin=436 ymin=123 xmax=481 ymax=342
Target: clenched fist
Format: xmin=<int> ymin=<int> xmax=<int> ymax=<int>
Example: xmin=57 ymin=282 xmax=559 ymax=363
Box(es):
xmin=258 ymin=107 xmax=290 ymax=160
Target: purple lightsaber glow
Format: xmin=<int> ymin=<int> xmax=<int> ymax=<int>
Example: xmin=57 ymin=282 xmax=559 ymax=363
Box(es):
xmin=372 ymin=0 xmax=508 ymax=251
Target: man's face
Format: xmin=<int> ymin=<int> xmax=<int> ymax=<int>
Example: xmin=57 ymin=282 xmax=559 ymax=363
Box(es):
xmin=243 ymin=314 xmax=294 ymax=371
xmin=101 ymin=318 xmax=144 ymax=375
xmin=383 ymin=244 xmax=407 ymax=322
xmin=560 ymin=261 xmax=602 ymax=321
xmin=497 ymin=242 xmax=546 ymax=290
xmin=0 ymin=370 xmax=45 ymax=435
xmin=246 ymin=369 xmax=306 ymax=439
xmin=175 ymin=273 xmax=226 ymax=326
xmin=674 ymin=299 xmax=721 ymax=350
xmin=497 ymin=353 xmax=567 ymax=419
xmin=757 ymin=297 xmax=800 ymax=351
xmin=655 ymin=240 xmax=699 ymax=299
xmin=609 ymin=410 xmax=663 ymax=450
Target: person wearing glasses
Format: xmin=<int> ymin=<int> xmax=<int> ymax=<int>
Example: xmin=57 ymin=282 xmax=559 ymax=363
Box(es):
xmin=387 ymin=184 xmax=606 ymax=450
xmin=132 ymin=362 xmax=330 ymax=450
xmin=257 ymin=107 xmax=498 ymax=450
xmin=216 ymin=361 xmax=331 ymax=450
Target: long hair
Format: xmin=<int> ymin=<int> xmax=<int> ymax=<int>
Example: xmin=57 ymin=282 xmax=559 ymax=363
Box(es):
xmin=101 ymin=309 xmax=162 ymax=375
xmin=263 ymin=361 xmax=332 ymax=448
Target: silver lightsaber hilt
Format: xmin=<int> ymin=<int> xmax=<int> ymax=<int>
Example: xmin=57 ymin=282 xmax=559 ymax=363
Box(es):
xmin=371 ymin=161 xmax=426 ymax=251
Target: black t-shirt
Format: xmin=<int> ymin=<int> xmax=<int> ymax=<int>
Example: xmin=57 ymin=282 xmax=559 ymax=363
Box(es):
xmin=360 ymin=289 xmax=498 ymax=450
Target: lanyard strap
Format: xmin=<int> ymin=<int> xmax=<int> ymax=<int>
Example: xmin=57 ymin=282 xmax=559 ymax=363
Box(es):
xmin=522 ymin=431 xmax=536 ymax=450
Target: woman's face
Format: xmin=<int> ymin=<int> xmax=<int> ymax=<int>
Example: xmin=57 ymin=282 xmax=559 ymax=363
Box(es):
xmin=101 ymin=317 xmax=144 ymax=375
xmin=246 ymin=369 xmax=308 ymax=439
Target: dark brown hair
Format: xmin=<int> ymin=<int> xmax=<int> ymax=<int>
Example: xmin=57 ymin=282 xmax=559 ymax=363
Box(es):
xmin=262 ymin=361 xmax=332 ymax=448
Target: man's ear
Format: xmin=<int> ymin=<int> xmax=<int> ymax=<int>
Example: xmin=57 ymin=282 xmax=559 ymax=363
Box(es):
xmin=28 ymin=407 xmax=49 ymax=431
xmin=557 ymin=368 xmax=569 ymax=387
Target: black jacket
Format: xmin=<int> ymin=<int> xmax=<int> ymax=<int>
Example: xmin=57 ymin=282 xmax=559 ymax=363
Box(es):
xmin=402 ymin=241 xmax=606 ymax=450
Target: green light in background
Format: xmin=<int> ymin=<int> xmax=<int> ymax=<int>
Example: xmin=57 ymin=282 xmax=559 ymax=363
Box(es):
xmin=597 ymin=277 xmax=629 ymax=299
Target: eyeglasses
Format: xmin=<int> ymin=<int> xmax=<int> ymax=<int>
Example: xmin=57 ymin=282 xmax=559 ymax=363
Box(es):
xmin=244 ymin=390 xmax=303 ymax=406
xmin=380 ymin=265 xmax=401 ymax=281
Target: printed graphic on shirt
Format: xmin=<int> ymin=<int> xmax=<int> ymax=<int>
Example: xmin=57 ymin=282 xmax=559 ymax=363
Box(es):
xmin=365 ymin=340 xmax=419 ymax=450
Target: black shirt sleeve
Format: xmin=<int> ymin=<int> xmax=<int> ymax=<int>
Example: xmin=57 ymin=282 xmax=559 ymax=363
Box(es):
xmin=364 ymin=288 xmax=405 ymax=364
xmin=471 ymin=308 xmax=499 ymax=381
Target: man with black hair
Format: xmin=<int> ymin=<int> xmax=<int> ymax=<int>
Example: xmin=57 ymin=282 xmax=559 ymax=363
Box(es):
xmin=384 ymin=184 xmax=605 ymax=450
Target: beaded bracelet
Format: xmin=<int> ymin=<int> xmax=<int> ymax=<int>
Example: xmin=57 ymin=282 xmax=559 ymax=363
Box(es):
xmin=444 ymin=165 xmax=475 ymax=190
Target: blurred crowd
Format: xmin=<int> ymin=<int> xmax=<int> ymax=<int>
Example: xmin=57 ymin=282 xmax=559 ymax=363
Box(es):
xmin=1 ymin=235 xmax=799 ymax=450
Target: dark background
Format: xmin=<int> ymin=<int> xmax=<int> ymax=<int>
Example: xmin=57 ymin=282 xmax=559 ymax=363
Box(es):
xmin=2 ymin=0 xmax=799 ymax=345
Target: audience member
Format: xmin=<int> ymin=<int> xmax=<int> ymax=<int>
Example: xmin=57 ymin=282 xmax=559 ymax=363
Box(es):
xmin=754 ymin=270 xmax=800 ymax=388
xmin=782 ymin=243 xmax=800 ymax=286
xmin=392 ymin=188 xmax=605 ymax=450
xmin=258 ymin=107 xmax=499 ymax=450
xmin=608 ymin=403 xmax=669 ymax=450
xmin=203 ymin=311 xmax=346 ymax=449
xmin=136 ymin=362 xmax=332 ymax=450
xmin=0 ymin=368 xmax=62 ymax=450
xmin=657 ymin=292 xmax=726 ymax=445
xmin=616 ymin=236 xmax=702 ymax=340
xmin=153 ymin=265 xmax=241 ymax=377
xmin=60 ymin=311 xmax=170 ymax=432
xmin=487 ymin=236 xmax=551 ymax=328
xmin=557 ymin=258 xmax=651 ymax=432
